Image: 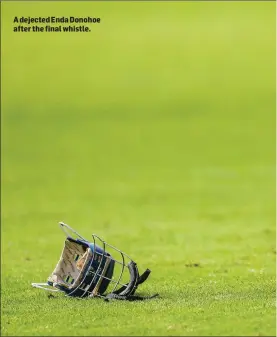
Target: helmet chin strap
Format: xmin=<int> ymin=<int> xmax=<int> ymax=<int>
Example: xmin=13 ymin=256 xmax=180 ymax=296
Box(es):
xmin=103 ymin=265 xmax=159 ymax=301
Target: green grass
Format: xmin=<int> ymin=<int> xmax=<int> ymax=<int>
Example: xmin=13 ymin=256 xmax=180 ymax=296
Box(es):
xmin=1 ymin=1 xmax=276 ymax=336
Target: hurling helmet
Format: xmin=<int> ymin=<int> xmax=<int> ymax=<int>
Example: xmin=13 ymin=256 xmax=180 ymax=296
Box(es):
xmin=32 ymin=222 xmax=158 ymax=301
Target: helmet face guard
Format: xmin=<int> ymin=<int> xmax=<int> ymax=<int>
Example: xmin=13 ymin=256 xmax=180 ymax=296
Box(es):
xmin=32 ymin=222 xmax=158 ymax=301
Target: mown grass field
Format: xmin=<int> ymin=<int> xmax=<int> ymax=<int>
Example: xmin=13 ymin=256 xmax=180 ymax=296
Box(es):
xmin=1 ymin=1 xmax=276 ymax=336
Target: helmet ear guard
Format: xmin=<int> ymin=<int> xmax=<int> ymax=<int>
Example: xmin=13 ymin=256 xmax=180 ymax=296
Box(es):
xmin=32 ymin=222 xmax=159 ymax=301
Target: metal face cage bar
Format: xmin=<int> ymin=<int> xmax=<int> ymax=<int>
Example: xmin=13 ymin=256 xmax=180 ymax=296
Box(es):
xmin=59 ymin=222 xmax=133 ymax=298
